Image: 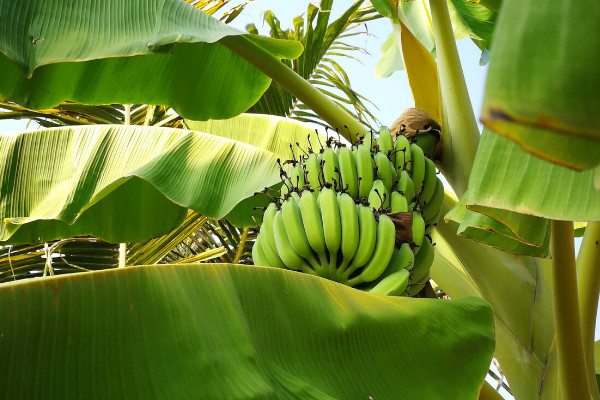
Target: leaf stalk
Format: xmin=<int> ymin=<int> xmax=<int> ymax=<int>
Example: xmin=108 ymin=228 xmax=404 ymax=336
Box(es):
xmin=551 ymin=220 xmax=590 ymax=400
xmin=220 ymin=35 xmax=367 ymax=142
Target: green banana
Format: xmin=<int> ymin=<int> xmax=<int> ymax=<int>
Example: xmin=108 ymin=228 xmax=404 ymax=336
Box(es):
xmin=390 ymin=191 xmax=408 ymax=213
xmin=273 ymin=211 xmax=315 ymax=274
xmin=362 ymin=130 xmax=376 ymax=152
xmin=368 ymin=180 xmax=389 ymax=211
xmin=412 ymin=211 xmax=426 ymax=253
xmin=372 ymin=242 xmax=414 ymax=282
xmin=341 ymin=204 xmax=377 ymax=279
xmin=397 ymin=170 xmax=415 ymax=204
xmin=406 ymin=271 xmax=430 ymax=297
xmin=369 ymin=269 xmax=410 ymax=296
xmin=259 ymin=220 xmax=287 ymax=269
xmin=262 ymin=203 xmax=282 ymax=259
xmin=423 ymin=177 xmax=444 ymax=223
xmin=354 ymin=144 xmax=374 ymax=199
xmin=337 ymin=192 xmax=359 ymax=272
xmin=374 ymin=152 xmax=395 ymax=193
xmin=320 ymin=147 xmax=340 ymax=190
xmin=377 ymin=126 xmax=394 ymax=158
xmin=318 ymin=187 xmax=342 ymax=272
xmin=410 ymin=237 xmax=434 ymax=284
xmin=290 ymin=162 xmax=305 ymax=191
xmin=304 ymin=152 xmax=322 ymax=193
xmin=348 ymin=214 xmax=396 ymax=285
xmin=337 ymin=146 xmax=359 ymax=198
xmin=281 ymin=197 xmax=321 ymax=271
xmin=252 ymin=234 xmax=270 ymax=267
xmin=410 ymin=143 xmax=426 ymax=198
xmin=298 ymin=190 xmax=328 ymax=267
xmin=419 ymin=157 xmax=437 ymax=205
xmin=393 ymin=135 xmax=412 ymax=172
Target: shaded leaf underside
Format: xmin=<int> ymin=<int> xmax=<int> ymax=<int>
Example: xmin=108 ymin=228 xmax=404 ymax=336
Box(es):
xmin=0 ymin=125 xmax=269 ymax=244
xmin=0 ymin=0 xmax=302 ymax=121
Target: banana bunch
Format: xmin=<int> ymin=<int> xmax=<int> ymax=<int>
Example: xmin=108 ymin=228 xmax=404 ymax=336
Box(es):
xmin=252 ymin=125 xmax=443 ymax=297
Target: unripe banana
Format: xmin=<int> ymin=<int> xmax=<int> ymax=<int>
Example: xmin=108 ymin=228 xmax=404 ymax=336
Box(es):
xmin=354 ymin=144 xmax=374 ymax=199
xmin=318 ymin=187 xmax=342 ymax=272
xmin=369 ymin=269 xmax=410 ymax=296
xmin=262 ymin=203 xmax=282 ymax=258
xmin=290 ymin=163 xmax=305 ymax=191
xmin=406 ymin=271 xmax=430 ymax=297
xmin=362 ymin=130 xmax=376 ymax=152
xmin=259 ymin=220 xmax=287 ymax=269
xmin=338 ymin=146 xmax=359 ymax=198
xmin=390 ymin=191 xmax=408 ymax=213
xmin=423 ymin=177 xmax=444 ymax=224
xmin=412 ymin=211 xmax=426 ymax=253
xmin=281 ymin=197 xmax=321 ymax=271
xmin=397 ymin=170 xmax=415 ymax=204
xmin=252 ymin=234 xmax=270 ymax=267
xmin=298 ymin=190 xmax=328 ymax=267
xmin=368 ymin=180 xmax=390 ymax=211
xmin=394 ymin=135 xmax=412 ymax=172
xmin=273 ymin=211 xmax=315 ymax=274
xmin=304 ymin=152 xmax=322 ymax=193
xmin=371 ymin=242 xmax=414 ymax=282
xmin=337 ymin=192 xmax=359 ymax=271
xmin=320 ymin=147 xmax=340 ymax=190
xmin=374 ymin=152 xmax=395 ymax=193
xmin=348 ymin=214 xmax=396 ymax=285
xmin=410 ymin=237 xmax=434 ymax=284
xmin=410 ymin=143 xmax=426 ymax=197
xmin=341 ymin=204 xmax=377 ymax=280
xmin=377 ymin=126 xmax=394 ymax=158
xmin=419 ymin=157 xmax=437 ymax=205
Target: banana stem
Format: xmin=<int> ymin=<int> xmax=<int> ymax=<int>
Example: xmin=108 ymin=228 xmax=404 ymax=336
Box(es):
xmin=428 ymin=0 xmax=480 ymax=197
xmin=220 ymin=35 xmax=367 ymax=142
xmin=576 ymin=222 xmax=600 ymax=400
xmin=551 ymin=220 xmax=590 ymax=400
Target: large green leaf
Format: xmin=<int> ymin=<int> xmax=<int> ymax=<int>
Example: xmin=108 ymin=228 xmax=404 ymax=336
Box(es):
xmin=462 ymin=129 xmax=600 ymax=222
xmin=0 ymin=263 xmax=494 ymax=399
xmin=0 ymin=0 xmax=302 ymax=120
xmin=0 ymin=125 xmax=284 ymax=244
xmin=434 ymin=194 xmax=558 ymax=400
xmin=481 ymin=0 xmax=600 ymax=170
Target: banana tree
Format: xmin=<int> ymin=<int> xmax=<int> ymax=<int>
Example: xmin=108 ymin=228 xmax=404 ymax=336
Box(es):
xmin=0 ymin=0 xmax=596 ymax=399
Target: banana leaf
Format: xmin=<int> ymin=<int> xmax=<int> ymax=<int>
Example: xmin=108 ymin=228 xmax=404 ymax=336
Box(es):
xmin=373 ymin=0 xmax=496 ymax=75
xmin=0 ymin=0 xmax=302 ymax=121
xmin=0 ymin=263 xmax=494 ymax=399
xmin=481 ymin=0 xmax=600 ymax=170
xmin=454 ymin=130 xmax=600 ymax=237
xmin=0 ymin=119 xmax=320 ymax=244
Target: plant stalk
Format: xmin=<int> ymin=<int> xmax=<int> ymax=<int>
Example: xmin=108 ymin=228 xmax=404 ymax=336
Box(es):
xmin=220 ymin=35 xmax=368 ymax=143
xmin=576 ymin=222 xmax=600 ymax=400
xmin=428 ymin=0 xmax=481 ymax=197
xmin=551 ymin=220 xmax=590 ymax=400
